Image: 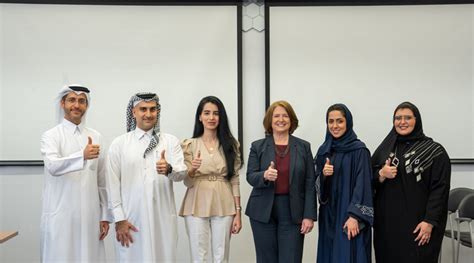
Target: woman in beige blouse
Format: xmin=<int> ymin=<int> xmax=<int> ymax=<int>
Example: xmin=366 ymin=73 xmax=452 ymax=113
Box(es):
xmin=180 ymin=96 xmax=243 ymax=263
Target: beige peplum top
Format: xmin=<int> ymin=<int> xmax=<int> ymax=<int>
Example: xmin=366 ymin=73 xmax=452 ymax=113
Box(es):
xmin=179 ymin=137 xmax=241 ymax=217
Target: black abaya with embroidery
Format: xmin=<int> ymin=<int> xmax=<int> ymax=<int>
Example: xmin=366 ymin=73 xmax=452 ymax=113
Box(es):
xmin=372 ymin=102 xmax=451 ymax=263
xmin=373 ymin=140 xmax=450 ymax=263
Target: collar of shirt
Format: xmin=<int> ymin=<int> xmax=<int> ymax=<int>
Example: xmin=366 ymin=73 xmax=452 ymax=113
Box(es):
xmin=134 ymin=127 xmax=154 ymax=141
xmin=62 ymin=118 xmax=83 ymax=135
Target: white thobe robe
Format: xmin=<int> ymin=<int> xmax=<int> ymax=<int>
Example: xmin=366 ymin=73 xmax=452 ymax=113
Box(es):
xmin=106 ymin=128 xmax=187 ymax=263
xmin=40 ymin=119 xmax=110 ymax=262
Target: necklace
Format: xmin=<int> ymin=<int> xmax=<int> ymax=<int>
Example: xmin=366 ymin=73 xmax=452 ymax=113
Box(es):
xmin=275 ymin=144 xmax=289 ymax=158
xmin=203 ymin=138 xmax=218 ymax=152
xmin=390 ymin=147 xmax=400 ymax=167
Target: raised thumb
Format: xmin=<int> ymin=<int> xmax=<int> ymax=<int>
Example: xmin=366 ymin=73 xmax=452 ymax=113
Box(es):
xmin=325 ymin=158 xmax=331 ymax=165
xmin=269 ymin=161 xmax=275 ymax=169
xmin=160 ymin=150 xmax=166 ymax=160
xmin=197 ymin=150 xmax=201 ymax=159
xmin=88 ymin=136 xmax=93 ymax=145
xmin=385 ymin=158 xmax=391 ymax=166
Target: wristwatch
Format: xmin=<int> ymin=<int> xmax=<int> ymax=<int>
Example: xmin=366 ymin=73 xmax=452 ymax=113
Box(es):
xmin=166 ymin=164 xmax=173 ymax=175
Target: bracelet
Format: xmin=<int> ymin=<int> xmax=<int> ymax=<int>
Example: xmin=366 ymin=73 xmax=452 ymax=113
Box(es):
xmin=235 ymin=206 xmax=242 ymax=211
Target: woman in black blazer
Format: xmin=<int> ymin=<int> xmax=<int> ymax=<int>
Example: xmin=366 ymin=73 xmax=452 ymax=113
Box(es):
xmin=245 ymin=100 xmax=317 ymax=263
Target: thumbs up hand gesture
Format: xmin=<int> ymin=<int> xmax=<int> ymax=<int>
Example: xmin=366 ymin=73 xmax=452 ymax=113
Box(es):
xmin=156 ymin=150 xmax=170 ymax=176
xmin=264 ymin=161 xmax=278 ymax=181
xmin=187 ymin=150 xmax=202 ymax=178
xmin=322 ymin=158 xmax=334 ymax=177
xmin=190 ymin=150 xmax=202 ymax=173
xmin=379 ymin=158 xmax=397 ymax=180
xmin=84 ymin=136 xmax=100 ymax=160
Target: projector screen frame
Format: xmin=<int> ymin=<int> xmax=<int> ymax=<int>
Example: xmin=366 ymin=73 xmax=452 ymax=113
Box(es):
xmin=264 ymin=0 xmax=474 ymax=164
xmin=0 ymin=0 xmax=243 ymax=166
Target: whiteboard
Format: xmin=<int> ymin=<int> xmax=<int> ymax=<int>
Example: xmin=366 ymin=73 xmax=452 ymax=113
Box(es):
xmin=270 ymin=4 xmax=474 ymax=159
xmin=0 ymin=4 xmax=238 ymax=160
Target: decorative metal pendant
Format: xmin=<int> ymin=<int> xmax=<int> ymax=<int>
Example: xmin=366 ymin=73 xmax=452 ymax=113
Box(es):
xmin=391 ymin=156 xmax=399 ymax=167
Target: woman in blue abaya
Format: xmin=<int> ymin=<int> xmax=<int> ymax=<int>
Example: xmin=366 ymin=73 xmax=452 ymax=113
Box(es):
xmin=315 ymin=104 xmax=373 ymax=263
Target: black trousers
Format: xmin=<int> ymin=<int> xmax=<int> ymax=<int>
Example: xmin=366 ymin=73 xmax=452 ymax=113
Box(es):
xmin=250 ymin=195 xmax=305 ymax=263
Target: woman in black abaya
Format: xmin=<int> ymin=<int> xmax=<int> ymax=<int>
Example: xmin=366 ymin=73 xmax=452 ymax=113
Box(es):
xmin=372 ymin=102 xmax=451 ymax=263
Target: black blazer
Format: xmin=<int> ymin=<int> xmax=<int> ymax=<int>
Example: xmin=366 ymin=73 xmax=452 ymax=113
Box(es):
xmin=245 ymin=135 xmax=317 ymax=224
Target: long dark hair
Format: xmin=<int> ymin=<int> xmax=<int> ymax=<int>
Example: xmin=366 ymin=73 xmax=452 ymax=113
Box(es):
xmin=192 ymin=96 xmax=243 ymax=180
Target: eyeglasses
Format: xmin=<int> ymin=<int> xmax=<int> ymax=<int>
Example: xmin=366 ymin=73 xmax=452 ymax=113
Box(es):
xmin=65 ymin=97 xmax=87 ymax=105
xmin=394 ymin=115 xmax=415 ymax=122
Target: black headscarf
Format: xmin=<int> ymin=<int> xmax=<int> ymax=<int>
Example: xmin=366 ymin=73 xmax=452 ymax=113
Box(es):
xmin=315 ymin=103 xmax=366 ymax=174
xmin=371 ymin=101 xmax=429 ymax=169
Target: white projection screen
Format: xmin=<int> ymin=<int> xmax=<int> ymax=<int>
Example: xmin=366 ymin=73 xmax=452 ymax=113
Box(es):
xmin=0 ymin=3 xmax=238 ymax=161
xmin=270 ymin=4 xmax=474 ymax=159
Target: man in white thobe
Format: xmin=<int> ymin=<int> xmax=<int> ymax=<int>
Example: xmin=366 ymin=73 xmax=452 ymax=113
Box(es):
xmin=40 ymin=85 xmax=111 ymax=262
xmin=106 ymin=92 xmax=186 ymax=262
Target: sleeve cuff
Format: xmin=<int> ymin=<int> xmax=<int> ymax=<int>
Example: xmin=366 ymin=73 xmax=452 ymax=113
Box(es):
xmin=112 ymin=207 xmax=126 ymax=223
xmin=424 ymin=218 xmax=439 ymax=228
xmin=69 ymin=150 xmax=86 ymax=171
xmin=348 ymin=212 xmax=362 ymax=222
xmin=100 ymin=206 xmax=113 ymax=222
xmin=232 ymin=184 xmax=241 ymax=197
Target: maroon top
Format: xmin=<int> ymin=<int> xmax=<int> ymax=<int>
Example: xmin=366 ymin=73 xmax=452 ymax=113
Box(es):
xmin=274 ymin=144 xmax=290 ymax=194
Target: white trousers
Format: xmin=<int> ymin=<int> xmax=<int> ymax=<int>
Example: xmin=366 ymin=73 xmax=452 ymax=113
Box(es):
xmin=184 ymin=215 xmax=234 ymax=263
